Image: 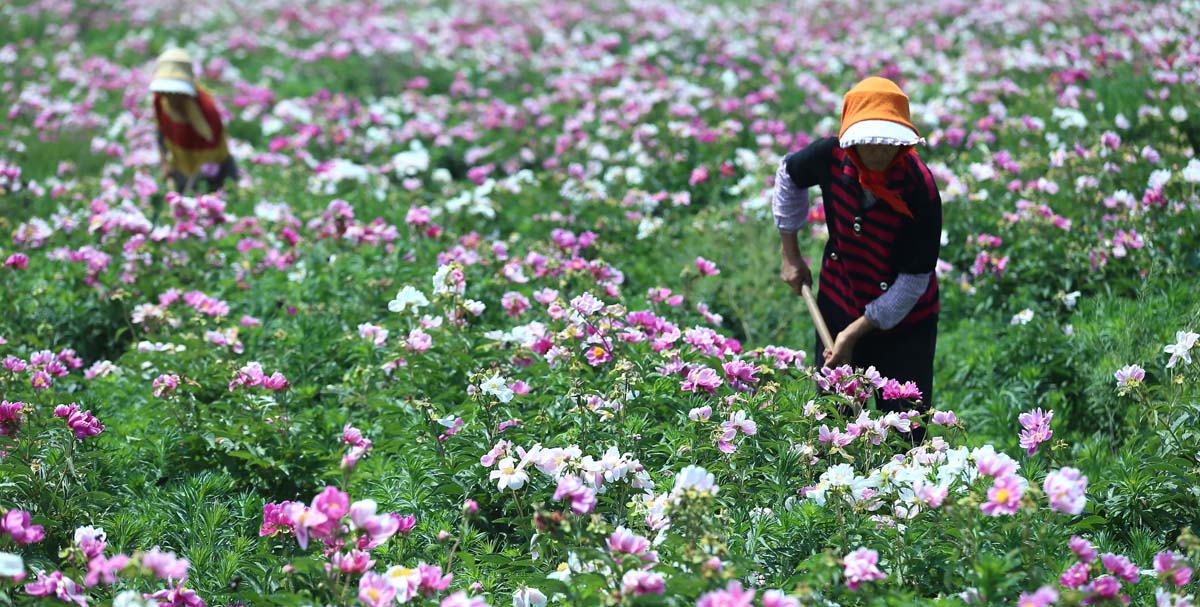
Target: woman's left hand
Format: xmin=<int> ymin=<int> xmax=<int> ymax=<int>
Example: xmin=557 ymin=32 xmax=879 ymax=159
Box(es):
xmin=822 ymin=316 xmax=877 ymax=368
xmin=823 ymin=330 xmax=858 ymax=367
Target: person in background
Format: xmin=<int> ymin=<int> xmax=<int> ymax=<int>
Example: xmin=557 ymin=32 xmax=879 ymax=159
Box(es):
xmin=148 ymin=48 xmax=237 ymax=194
xmin=772 ymin=76 xmax=943 ymax=442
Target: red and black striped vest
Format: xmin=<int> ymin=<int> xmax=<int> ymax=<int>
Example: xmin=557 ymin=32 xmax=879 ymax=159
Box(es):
xmin=817 ymin=146 xmax=939 ymax=330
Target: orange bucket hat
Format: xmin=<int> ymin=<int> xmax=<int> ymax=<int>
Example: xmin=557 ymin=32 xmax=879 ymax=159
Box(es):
xmin=839 ymin=77 xmax=923 ymax=148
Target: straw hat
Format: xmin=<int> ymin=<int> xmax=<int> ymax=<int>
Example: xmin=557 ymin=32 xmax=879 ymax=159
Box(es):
xmin=838 ymin=77 xmax=924 ymax=148
xmin=149 ymin=48 xmax=197 ymax=96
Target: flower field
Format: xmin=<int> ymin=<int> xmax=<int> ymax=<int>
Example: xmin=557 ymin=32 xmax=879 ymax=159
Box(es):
xmin=3 ymin=0 xmax=1200 ymax=606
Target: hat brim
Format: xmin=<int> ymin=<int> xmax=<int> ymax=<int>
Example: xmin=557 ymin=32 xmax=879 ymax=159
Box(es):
xmin=839 ymin=120 xmax=923 ymax=148
xmin=149 ymin=78 xmax=196 ymax=96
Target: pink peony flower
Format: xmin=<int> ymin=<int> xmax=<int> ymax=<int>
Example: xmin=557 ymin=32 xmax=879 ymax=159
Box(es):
xmin=152 ymin=374 xmax=180 ymax=397
xmin=1016 ymin=586 xmax=1059 ymax=607
xmin=981 ymin=475 xmax=1023 ymax=516
xmin=1101 ymin=553 xmax=1140 ymax=583
xmin=1155 ymin=551 xmax=1193 ymax=587
xmin=843 ymin=548 xmax=887 ymax=591
xmin=1043 ymin=467 xmax=1088 ymax=515
xmin=1018 ymin=408 xmax=1053 ymax=455
xmin=358 ymin=572 xmax=396 ymax=607
xmin=621 ymin=570 xmax=665 ymax=596
xmin=696 ymin=580 xmax=755 ymax=607
xmin=24 ymin=571 xmax=87 ymax=607
xmin=2 ymin=510 xmax=45 ymax=544
xmin=695 ymin=257 xmax=720 ymax=276
xmin=552 ymin=475 xmax=597 ymax=514
xmin=1061 ymin=561 xmax=1090 ymax=589
xmin=762 ymin=590 xmax=800 ymax=607
xmin=141 ymin=547 xmax=190 ymax=581
xmin=53 ymin=403 xmax=103 ymax=440
xmin=1070 ymin=536 xmax=1098 ymax=563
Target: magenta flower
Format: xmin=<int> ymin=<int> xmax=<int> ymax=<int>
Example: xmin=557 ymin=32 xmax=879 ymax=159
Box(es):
xmin=881 ymin=379 xmax=923 ymax=402
xmin=1018 ymin=408 xmax=1053 ymax=455
xmin=75 ymin=526 xmax=107 ymax=559
xmin=1016 ymin=586 xmax=1059 ymax=607
xmin=552 ymin=474 xmax=597 ymax=514
xmin=440 ymin=591 xmax=489 ymax=607
xmin=607 ymin=527 xmax=651 ymax=556
xmin=1061 ymin=561 xmax=1090 ymax=588
xmin=417 ymin=562 xmax=453 ymax=595
xmin=3 ymin=355 xmax=27 ymax=372
xmin=1070 ymin=536 xmax=1097 ymax=562
xmin=981 ymin=475 xmax=1023 ymax=516
xmin=696 ymin=580 xmax=755 ymax=607
xmin=680 ymin=366 xmax=723 ymax=394
xmin=1043 ymin=467 xmax=1088 ymax=515
xmin=694 ymin=257 xmax=720 ymax=276
xmin=393 ymin=513 xmax=417 ymax=535
xmin=1155 ymin=551 xmax=1193 ymax=587
xmin=85 ymin=553 xmax=130 ymax=587
xmin=1101 ymin=553 xmax=1141 ymax=583
xmin=621 ymin=570 xmax=666 ymax=596
xmin=584 ymin=345 xmax=612 ymax=366
xmin=1082 ymin=575 xmax=1122 ymax=602
xmin=349 ymin=499 xmax=399 ymax=550
xmin=331 ymin=550 xmax=374 ymax=574
xmin=30 ymin=370 xmax=52 ymax=390
xmin=975 ymin=451 xmax=1018 ymax=479
xmin=141 ymin=547 xmax=190 ymax=581
xmin=722 ymin=360 xmax=760 ymax=387
xmin=4 ymin=253 xmax=28 ymax=269
xmin=262 ymin=372 xmax=289 ymax=391
xmin=1113 ymin=364 xmax=1145 ymax=391
xmin=843 ymin=548 xmax=887 ymax=591
xmin=762 ymin=590 xmax=800 ymax=607
xmin=53 ymin=403 xmax=104 ymax=439
xmin=1 ymin=510 xmax=45 ymax=545
xmin=152 ymin=374 xmax=180 ymax=397
xmin=24 ymin=571 xmax=86 ymax=607
xmin=931 ymin=410 xmax=958 ymax=426
xmin=358 ymin=572 xmax=396 ymax=607
xmin=260 ymin=501 xmax=297 ymax=537
xmin=914 ymin=482 xmax=948 ymax=508
xmin=688 ymin=166 xmax=709 ymax=186
xmin=0 ymin=400 xmax=24 ymax=436
xmin=282 ymin=503 xmax=329 ymax=550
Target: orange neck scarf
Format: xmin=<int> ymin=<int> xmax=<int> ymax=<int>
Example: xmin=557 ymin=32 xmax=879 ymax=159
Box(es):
xmin=847 ymin=147 xmax=915 ymax=218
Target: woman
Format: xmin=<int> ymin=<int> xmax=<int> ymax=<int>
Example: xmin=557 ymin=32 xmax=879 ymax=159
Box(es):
xmin=149 ymin=48 xmax=237 ymax=194
xmin=772 ymin=76 xmax=942 ymax=429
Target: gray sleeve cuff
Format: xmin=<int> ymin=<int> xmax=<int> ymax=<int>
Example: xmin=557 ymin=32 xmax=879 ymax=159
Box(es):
xmin=864 ymin=273 xmax=931 ymax=330
xmin=772 ymin=159 xmax=809 ymax=233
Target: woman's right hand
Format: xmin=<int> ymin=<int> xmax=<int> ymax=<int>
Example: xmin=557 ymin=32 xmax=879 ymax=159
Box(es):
xmin=780 ymin=255 xmax=812 ymax=295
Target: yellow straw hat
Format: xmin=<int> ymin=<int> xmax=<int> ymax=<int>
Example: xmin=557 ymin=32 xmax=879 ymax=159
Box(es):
xmin=150 ymin=48 xmax=197 ymax=96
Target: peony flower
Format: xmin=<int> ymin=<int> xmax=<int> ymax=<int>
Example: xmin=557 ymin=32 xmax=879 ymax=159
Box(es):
xmin=490 ymin=457 xmax=529 ymax=491
xmin=1043 ymin=467 xmax=1087 ymax=515
xmin=1155 ymin=551 xmax=1193 ymax=588
xmin=843 ymin=548 xmax=887 ymax=591
xmin=2 ymin=510 xmax=45 ymax=545
xmin=694 ymin=257 xmax=720 ymax=276
xmin=359 ymin=572 xmax=397 ymax=607
xmin=1017 ymin=586 xmax=1059 ymax=607
xmin=981 ymin=475 xmax=1023 ymax=516
xmin=696 ymin=580 xmax=754 ymax=607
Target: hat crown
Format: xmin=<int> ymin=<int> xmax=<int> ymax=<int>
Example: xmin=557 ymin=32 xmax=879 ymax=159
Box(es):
xmin=839 ymin=77 xmax=916 ymax=139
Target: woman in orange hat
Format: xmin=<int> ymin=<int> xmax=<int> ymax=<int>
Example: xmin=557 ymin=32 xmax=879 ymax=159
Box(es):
xmin=149 ymin=48 xmax=237 ymax=194
xmin=772 ymin=77 xmax=942 ymax=435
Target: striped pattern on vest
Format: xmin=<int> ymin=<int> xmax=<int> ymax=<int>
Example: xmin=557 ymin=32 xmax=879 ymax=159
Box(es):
xmin=818 ymin=146 xmax=939 ymax=330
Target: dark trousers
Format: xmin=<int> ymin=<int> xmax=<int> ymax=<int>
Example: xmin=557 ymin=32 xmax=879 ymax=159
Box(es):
xmin=169 ymin=155 xmax=238 ymax=194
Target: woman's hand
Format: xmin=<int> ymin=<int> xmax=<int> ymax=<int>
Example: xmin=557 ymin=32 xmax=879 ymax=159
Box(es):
xmin=780 ymin=252 xmax=812 ymax=295
xmin=823 ymin=316 xmax=877 ymax=367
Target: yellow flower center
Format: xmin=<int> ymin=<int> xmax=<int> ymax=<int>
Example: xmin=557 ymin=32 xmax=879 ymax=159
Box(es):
xmin=994 ymin=488 xmax=1011 ymax=503
xmin=591 ymin=347 xmax=605 ymax=357
xmin=367 ymin=589 xmax=380 ymax=601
